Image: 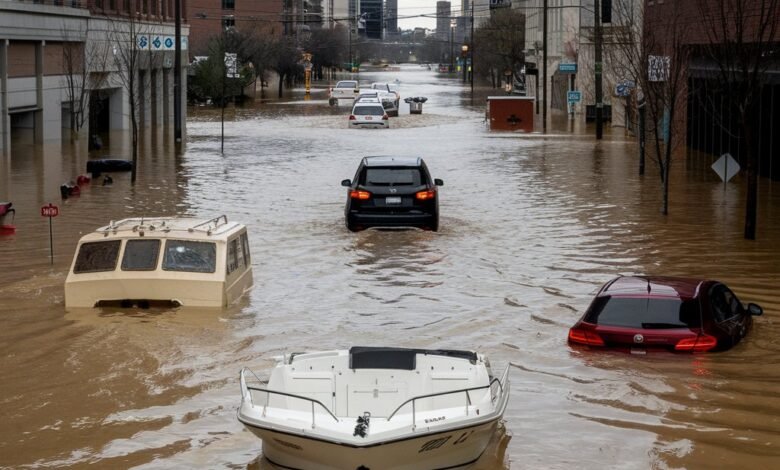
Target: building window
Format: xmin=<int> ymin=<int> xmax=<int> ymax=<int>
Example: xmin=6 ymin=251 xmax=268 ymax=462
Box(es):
xmin=222 ymin=15 xmax=235 ymax=29
xmin=222 ymin=0 xmax=235 ymax=10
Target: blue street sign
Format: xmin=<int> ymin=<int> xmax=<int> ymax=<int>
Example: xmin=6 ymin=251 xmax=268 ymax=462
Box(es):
xmin=559 ymin=63 xmax=577 ymax=73
xmin=567 ymin=90 xmax=582 ymax=103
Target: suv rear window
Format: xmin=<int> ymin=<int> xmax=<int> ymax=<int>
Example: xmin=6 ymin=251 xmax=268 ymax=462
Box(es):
xmin=337 ymin=81 xmax=357 ymax=88
xmin=353 ymin=105 xmax=384 ymax=116
xmin=584 ymin=296 xmax=701 ymax=329
xmin=362 ymin=168 xmax=423 ymax=186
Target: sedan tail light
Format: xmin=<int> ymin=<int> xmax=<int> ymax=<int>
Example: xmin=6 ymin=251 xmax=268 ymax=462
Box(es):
xmin=674 ymin=334 xmax=717 ymax=352
xmin=568 ymin=327 xmax=605 ymax=347
xmin=349 ymin=115 xmax=356 ymax=120
xmin=350 ymin=190 xmax=371 ymax=200
xmin=415 ymin=189 xmax=436 ymax=200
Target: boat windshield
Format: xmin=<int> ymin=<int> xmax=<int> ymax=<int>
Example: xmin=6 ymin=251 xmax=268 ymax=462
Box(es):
xmin=73 ymin=240 xmax=121 ymax=273
xmin=162 ymin=240 xmax=217 ymax=273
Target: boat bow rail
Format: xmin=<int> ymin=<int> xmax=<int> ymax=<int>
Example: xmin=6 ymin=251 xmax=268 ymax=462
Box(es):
xmin=239 ymin=364 xmax=510 ymax=432
xmin=386 ymin=364 xmax=510 ymax=429
xmin=240 ymin=368 xmax=340 ymax=429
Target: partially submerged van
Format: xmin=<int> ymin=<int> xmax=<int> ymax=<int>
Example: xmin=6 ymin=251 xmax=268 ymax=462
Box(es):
xmin=65 ymin=216 xmax=253 ymax=308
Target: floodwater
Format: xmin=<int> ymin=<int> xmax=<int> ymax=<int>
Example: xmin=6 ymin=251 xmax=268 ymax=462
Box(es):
xmin=1 ymin=64 xmax=779 ymax=469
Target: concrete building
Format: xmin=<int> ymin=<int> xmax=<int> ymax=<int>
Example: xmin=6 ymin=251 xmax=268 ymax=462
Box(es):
xmin=0 ymin=0 xmax=190 ymax=158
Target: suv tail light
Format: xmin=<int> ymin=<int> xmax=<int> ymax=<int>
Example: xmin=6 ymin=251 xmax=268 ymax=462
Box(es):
xmin=568 ymin=327 xmax=605 ymax=346
xmin=675 ymin=334 xmax=717 ymax=352
xmin=350 ymin=190 xmax=371 ymax=200
xmin=382 ymin=113 xmax=389 ymax=120
xmin=349 ymin=115 xmax=356 ymax=120
xmin=415 ymin=189 xmax=436 ymax=200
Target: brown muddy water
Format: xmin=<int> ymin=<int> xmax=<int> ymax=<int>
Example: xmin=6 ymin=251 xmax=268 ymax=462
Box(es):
xmin=1 ymin=65 xmax=779 ymax=469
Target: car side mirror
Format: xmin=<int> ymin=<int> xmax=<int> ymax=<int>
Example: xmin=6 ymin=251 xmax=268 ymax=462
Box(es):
xmin=748 ymin=303 xmax=763 ymax=316
xmin=434 ymin=178 xmax=444 ymax=186
xmin=341 ymin=179 xmax=352 ymax=187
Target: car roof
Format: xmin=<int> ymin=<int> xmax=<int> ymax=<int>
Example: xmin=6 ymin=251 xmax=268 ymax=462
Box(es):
xmin=600 ymin=276 xmax=706 ymax=300
xmin=362 ymin=156 xmax=422 ymax=167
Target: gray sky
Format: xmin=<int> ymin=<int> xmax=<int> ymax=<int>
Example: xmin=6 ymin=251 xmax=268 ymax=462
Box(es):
xmin=396 ymin=0 xmax=443 ymax=30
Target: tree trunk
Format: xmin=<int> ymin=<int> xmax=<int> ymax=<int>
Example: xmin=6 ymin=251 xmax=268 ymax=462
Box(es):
xmin=742 ymin=114 xmax=757 ymax=240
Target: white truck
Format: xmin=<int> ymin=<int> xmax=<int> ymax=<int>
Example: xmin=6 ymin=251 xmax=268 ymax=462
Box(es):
xmin=329 ymin=80 xmax=360 ymax=105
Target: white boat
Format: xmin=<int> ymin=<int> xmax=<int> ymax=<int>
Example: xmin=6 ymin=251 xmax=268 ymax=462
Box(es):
xmin=65 ymin=215 xmax=253 ymax=308
xmin=238 ymin=347 xmax=510 ymax=470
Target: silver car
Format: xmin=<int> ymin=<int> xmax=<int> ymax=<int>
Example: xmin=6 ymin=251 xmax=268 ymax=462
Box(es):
xmin=349 ymin=102 xmax=389 ymax=129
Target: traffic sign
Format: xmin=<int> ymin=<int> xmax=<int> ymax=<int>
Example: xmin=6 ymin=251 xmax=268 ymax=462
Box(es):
xmin=559 ymin=63 xmax=577 ymax=74
xmin=567 ymin=90 xmax=582 ymax=103
xmin=41 ymin=204 xmax=59 ymax=217
xmin=711 ymin=153 xmax=740 ymax=183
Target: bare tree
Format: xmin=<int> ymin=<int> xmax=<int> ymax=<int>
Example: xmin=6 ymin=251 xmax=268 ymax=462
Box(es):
xmin=608 ymin=1 xmax=691 ymax=215
xmin=107 ymin=13 xmax=162 ymax=183
xmin=61 ymin=25 xmax=109 ymax=141
xmin=474 ymin=8 xmax=526 ymax=90
xmin=695 ymin=0 xmax=780 ymax=240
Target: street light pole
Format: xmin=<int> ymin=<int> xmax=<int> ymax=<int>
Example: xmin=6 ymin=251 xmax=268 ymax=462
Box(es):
xmin=450 ymin=24 xmax=453 ymax=72
xmin=542 ymin=0 xmax=548 ymax=133
xmin=174 ymin=0 xmax=182 ymax=146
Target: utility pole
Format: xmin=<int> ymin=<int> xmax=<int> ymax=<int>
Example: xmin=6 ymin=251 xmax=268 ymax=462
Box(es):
xmin=470 ymin=0 xmax=474 ymax=95
xmin=542 ymin=0 xmax=548 ymax=133
xmin=174 ymin=0 xmax=182 ymax=146
xmin=595 ymin=0 xmax=604 ymax=139
xmin=450 ymin=23 xmax=453 ymax=72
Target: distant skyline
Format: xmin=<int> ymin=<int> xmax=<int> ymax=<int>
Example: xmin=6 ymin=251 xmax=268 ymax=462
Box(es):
xmin=396 ymin=0 xmax=443 ymax=30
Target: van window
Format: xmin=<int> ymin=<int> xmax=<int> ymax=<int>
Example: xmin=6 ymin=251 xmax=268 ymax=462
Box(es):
xmin=241 ymin=232 xmax=251 ymax=266
xmin=121 ymin=239 xmax=160 ymax=271
xmin=162 ymin=240 xmax=216 ymax=273
xmin=74 ymin=240 xmax=121 ymax=273
xmin=227 ymin=238 xmax=239 ymax=274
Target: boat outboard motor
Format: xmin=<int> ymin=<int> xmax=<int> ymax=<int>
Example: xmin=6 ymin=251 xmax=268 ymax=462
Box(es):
xmin=353 ymin=412 xmax=371 ymax=438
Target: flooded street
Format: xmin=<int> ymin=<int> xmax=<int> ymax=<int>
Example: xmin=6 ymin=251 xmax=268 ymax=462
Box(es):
xmin=1 ymin=64 xmax=779 ymax=469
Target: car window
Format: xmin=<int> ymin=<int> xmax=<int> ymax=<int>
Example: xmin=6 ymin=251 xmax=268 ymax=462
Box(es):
xmin=162 ymin=240 xmax=217 ymax=273
xmin=361 ymin=168 xmax=424 ymax=186
xmin=74 ymin=240 xmax=121 ymax=273
xmin=121 ymin=239 xmax=160 ymax=271
xmin=353 ymin=106 xmax=384 ymax=116
xmin=584 ymin=296 xmax=701 ymax=328
xmin=709 ymin=284 xmax=741 ymax=322
xmin=337 ymin=81 xmax=357 ymax=88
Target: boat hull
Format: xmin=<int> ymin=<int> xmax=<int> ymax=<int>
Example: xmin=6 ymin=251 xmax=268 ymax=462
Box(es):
xmin=245 ymin=419 xmax=499 ymax=470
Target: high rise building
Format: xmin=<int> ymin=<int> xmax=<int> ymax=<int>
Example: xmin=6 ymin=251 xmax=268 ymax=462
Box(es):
xmin=385 ymin=0 xmax=398 ymax=35
xmin=360 ymin=0 xmax=383 ymax=39
xmin=437 ymin=2 xmax=452 ymax=40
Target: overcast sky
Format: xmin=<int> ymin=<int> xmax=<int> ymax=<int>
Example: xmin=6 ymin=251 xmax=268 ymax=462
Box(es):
xmin=396 ymin=0 xmax=443 ymax=30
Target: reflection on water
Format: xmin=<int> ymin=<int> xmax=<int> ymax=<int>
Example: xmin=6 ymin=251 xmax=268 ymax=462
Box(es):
xmin=1 ymin=64 xmax=779 ymax=468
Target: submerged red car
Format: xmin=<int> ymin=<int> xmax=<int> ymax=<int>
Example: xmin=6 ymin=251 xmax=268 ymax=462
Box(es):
xmin=568 ymin=276 xmax=763 ymax=353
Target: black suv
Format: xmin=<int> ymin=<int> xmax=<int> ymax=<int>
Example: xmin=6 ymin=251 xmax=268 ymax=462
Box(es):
xmin=341 ymin=156 xmax=443 ymax=232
